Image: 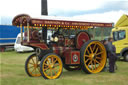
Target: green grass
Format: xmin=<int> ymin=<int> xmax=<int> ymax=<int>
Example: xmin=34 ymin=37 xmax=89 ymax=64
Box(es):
xmin=0 ymin=51 xmax=128 ymax=85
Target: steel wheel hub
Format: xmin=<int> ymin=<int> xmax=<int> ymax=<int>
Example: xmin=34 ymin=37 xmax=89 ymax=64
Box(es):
xmin=49 ymin=64 xmax=54 ymax=68
xmin=89 ymin=53 xmax=95 ymax=58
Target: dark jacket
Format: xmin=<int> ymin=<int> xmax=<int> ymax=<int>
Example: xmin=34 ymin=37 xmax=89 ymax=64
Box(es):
xmin=106 ymin=42 xmax=117 ymax=59
xmin=106 ymin=42 xmax=114 ymax=54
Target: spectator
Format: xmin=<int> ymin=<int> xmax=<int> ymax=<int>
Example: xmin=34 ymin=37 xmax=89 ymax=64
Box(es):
xmin=106 ymin=37 xmax=117 ymax=73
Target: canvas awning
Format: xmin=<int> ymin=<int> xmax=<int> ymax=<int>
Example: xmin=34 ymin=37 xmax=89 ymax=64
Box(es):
xmin=115 ymin=14 xmax=128 ymax=27
xmin=12 ymin=14 xmax=113 ymax=29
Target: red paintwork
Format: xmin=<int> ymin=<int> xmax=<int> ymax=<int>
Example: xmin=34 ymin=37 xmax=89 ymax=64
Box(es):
xmin=30 ymin=43 xmax=49 ymax=50
xmin=52 ymin=45 xmax=59 ymax=55
xmin=53 ymin=45 xmax=73 ymax=56
xmin=71 ymin=51 xmax=80 ymax=64
xmin=76 ymin=32 xmax=90 ymax=49
xmin=64 ymin=38 xmax=69 ymax=46
xmin=64 ymin=37 xmax=74 ymax=46
xmin=65 ymin=50 xmax=80 ymax=64
xmin=64 ymin=50 xmax=71 ymax=64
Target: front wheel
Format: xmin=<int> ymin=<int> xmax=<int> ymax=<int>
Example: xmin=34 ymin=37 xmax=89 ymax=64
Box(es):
xmin=25 ymin=53 xmax=41 ymax=77
xmin=40 ymin=53 xmax=63 ymax=79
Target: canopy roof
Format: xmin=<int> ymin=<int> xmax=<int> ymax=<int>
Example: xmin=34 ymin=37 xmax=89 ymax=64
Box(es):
xmin=12 ymin=14 xmax=113 ymax=29
xmin=115 ymin=14 xmax=128 ymax=27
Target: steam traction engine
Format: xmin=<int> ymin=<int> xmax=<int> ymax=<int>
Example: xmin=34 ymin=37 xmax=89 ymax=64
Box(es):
xmin=12 ymin=14 xmax=113 ymax=79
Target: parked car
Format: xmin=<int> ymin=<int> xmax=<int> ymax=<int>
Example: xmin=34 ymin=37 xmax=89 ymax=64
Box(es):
xmin=14 ymin=33 xmax=34 ymax=52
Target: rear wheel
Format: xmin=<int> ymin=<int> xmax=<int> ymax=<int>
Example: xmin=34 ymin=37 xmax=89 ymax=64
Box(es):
xmin=80 ymin=40 xmax=107 ymax=74
xmin=40 ymin=53 xmax=63 ymax=79
xmin=124 ymin=52 xmax=128 ymax=62
xmin=25 ymin=53 xmax=41 ymax=77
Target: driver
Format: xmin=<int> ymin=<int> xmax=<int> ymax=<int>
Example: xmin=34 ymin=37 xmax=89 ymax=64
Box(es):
xmin=51 ymin=28 xmax=61 ymax=42
xmin=52 ymin=28 xmax=61 ymax=37
xmin=51 ymin=28 xmax=64 ymax=45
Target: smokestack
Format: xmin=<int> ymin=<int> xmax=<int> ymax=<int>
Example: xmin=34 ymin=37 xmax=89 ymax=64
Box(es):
xmin=41 ymin=0 xmax=48 ymax=15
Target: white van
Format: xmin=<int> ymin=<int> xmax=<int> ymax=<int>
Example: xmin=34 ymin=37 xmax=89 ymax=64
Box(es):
xmin=14 ymin=33 xmax=34 ymax=52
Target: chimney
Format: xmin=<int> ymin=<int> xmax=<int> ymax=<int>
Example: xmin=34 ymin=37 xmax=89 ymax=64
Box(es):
xmin=41 ymin=0 xmax=48 ymax=15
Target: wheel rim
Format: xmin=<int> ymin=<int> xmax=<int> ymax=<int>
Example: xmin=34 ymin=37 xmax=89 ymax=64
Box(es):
xmin=42 ymin=55 xmax=63 ymax=79
xmin=27 ymin=55 xmax=41 ymax=76
xmin=83 ymin=41 xmax=106 ymax=73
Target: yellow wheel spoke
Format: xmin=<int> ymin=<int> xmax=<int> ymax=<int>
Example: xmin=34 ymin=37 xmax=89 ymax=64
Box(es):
xmin=94 ymin=60 xmax=96 ymax=70
xmin=95 ymin=51 xmax=103 ymax=56
xmin=89 ymin=46 xmax=93 ymax=53
xmin=53 ymin=59 xmax=57 ymax=64
xmin=51 ymin=57 xmax=54 ymax=64
xmin=37 ymin=67 xmax=40 ymax=73
xmin=38 ymin=61 xmax=40 ymax=64
xmin=86 ymin=49 xmax=90 ymax=54
xmin=50 ymin=69 xmax=53 ymax=77
xmin=44 ymin=67 xmax=50 ymax=71
xmin=47 ymin=59 xmax=50 ymax=64
xmin=85 ymin=58 xmax=89 ymax=63
xmin=46 ymin=69 xmax=51 ymax=75
xmin=91 ymin=60 xmax=93 ymax=70
xmin=53 ymin=68 xmax=57 ymax=76
xmin=54 ymin=63 xmax=59 ymax=67
xmin=36 ymin=57 xmax=37 ymax=64
xmin=28 ymin=62 xmax=34 ymax=65
xmin=95 ymin=59 xmax=100 ymax=64
xmin=96 ymin=57 xmax=102 ymax=59
xmin=36 ymin=57 xmax=39 ymax=65
xmin=28 ymin=66 xmax=34 ymax=69
xmin=93 ymin=44 xmax=97 ymax=52
xmin=31 ymin=58 xmax=35 ymax=64
xmin=31 ymin=68 xmax=36 ymax=73
xmin=44 ymin=63 xmax=49 ymax=66
xmin=95 ymin=47 xmax=99 ymax=54
xmin=35 ymin=68 xmax=37 ymax=75
xmin=84 ymin=55 xmax=90 ymax=57
xmin=87 ymin=60 xmax=92 ymax=66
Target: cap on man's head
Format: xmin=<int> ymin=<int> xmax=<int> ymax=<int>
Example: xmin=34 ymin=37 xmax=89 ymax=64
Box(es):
xmin=108 ymin=37 xmax=113 ymax=41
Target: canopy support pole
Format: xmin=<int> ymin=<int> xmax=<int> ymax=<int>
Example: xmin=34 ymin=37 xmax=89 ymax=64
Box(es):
xmin=101 ymin=28 xmax=104 ymax=40
xmin=27 ymin=23 xmax=30 ymax=42
xmin=93 ymin=27 xmax=95 ymax=39
xmin=20 ymin=24 xmax=23 ymax=42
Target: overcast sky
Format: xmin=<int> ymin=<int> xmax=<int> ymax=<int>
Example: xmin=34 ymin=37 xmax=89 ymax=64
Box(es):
xmin=0 ymin=0 xmax=128 ymax=25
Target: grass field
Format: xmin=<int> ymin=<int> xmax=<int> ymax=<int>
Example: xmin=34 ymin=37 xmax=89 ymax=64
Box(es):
xmin=0 ymin=51 xmax=128 ymax=85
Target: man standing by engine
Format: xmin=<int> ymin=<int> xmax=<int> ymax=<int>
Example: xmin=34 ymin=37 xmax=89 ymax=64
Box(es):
xmin=106 ymin=37 xmax=117 ymax=73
